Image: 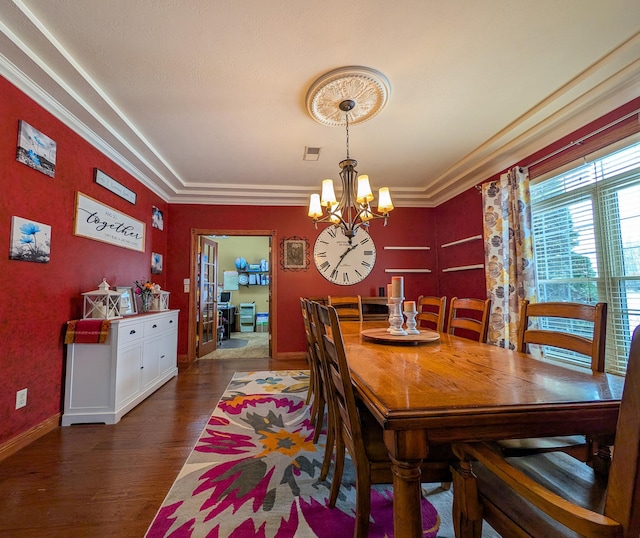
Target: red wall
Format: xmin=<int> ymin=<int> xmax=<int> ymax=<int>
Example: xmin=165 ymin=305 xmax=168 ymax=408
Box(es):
xmin=166 ymin=205 xmax=439 ymax=355
xmin=434 ymin=187 xmax=486 ymax=300
xmin=0 ymin=77 xmax=168 ymax=446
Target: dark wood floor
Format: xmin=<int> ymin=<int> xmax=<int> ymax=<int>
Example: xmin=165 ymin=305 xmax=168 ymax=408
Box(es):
xmin=0 ymin=357 xmax=307 ymax=537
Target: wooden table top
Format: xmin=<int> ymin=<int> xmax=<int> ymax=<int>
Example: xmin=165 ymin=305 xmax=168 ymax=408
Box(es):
xmin=340 ymin=321 xmax=625 ymax=441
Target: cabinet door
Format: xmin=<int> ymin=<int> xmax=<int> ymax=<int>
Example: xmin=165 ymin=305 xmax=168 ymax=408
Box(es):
xmin=142 ymin=338 xmax=161 ymax=389
xmin=158 ymin=330 xmax=177 ymax=376
xmin=115 ymin=343 xmax=143 ymax=407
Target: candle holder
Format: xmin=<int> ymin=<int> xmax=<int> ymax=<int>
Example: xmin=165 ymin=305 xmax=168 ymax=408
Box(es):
xmin=404 ymin=310 xmax=420 ymax=335
xmin=388 ymin=297 xmax=407 ymax=336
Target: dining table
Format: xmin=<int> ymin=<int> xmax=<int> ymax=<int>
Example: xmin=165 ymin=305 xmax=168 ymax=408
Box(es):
xmin=339 ymin=321 xmax=625 ymax=538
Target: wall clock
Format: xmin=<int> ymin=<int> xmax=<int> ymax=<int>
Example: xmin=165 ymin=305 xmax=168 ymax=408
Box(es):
xmin=313 ymin=226 xmax=376 ymax=285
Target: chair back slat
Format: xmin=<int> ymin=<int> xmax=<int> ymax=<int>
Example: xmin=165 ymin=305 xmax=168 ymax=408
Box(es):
xmin=416 ymin=295 xmax=447 ymax=332
xmin=328 ymin=295 xmax=363 ymax=321
xmin=518 ymin=300 xmax=607 ymax=372
xmin=447 ymin=297 xmax=491 ymax=343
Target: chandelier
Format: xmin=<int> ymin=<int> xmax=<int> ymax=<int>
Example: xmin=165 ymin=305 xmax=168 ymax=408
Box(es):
xmin=306 ymin=67 xmax=394 ymax=239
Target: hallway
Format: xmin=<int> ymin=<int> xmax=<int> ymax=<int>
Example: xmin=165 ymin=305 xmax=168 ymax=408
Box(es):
xmin=200 ymin=331 xmax=269 ymax=359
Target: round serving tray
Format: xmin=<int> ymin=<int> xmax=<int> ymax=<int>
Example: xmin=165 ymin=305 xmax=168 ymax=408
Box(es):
xmin=360 ymin=328 xmax=440 ymax=344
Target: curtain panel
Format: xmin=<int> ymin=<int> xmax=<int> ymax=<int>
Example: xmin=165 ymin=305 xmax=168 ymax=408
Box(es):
xmin=482 ymin=167 xmax=537 ymax=349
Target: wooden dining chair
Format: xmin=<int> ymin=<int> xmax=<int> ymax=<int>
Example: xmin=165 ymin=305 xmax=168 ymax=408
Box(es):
xmin=304 ymin=299 xmax=336 ymax=481
xmin=312 ymin=301 xmax=451 ymax=538
xmin=416 ymin=295 xmax=447 ymax=332
xmin=450 ymin=325 xmax=640 ymax=538
xmin=497 ymin=300 xmax=608 ymax=463
xmin=517 ymin=300 xmax=608 ymax=372
xmin=327 ymin=295 xmax=363 ymax=321
xmin=300 ymin=298 xmax=321 ymax=423
xmin=447 ymin=297 xmax=491 ymax=343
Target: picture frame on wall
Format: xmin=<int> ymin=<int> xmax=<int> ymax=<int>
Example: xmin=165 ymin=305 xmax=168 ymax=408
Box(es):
xmin=280 ymin=236 xmax=309 ymax=271
xmin=73 ymin=192 xmax=145 ymax=252
xmin=152 ymin=206 xmax=164 ymax=230
xmin=16 ymin=120 xmax=57 ymax=177
xmin=94 ymin=168 xmax=137 ymax=204
xmin=116 ymin=286 xmax=137 ymax=315
xmin=151 ymin=252 xmax=163 ymax=274
xmin=9 ymin=216 xmax=52 ymax=263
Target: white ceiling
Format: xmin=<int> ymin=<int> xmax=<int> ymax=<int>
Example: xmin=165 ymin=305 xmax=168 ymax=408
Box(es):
xmin=1 ymin=0 xmax=639 ymax=207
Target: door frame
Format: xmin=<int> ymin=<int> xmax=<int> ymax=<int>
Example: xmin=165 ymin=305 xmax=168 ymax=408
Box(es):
xmin=187 ymin=228 xmax=276 ymax=362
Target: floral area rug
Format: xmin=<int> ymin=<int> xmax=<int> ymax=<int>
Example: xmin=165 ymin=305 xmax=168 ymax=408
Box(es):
xmin=145 ymin=370 xmax=443 ymax=538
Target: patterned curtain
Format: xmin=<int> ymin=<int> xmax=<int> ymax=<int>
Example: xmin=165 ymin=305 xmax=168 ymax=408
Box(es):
xmin=482 ymin=167 xmax=537 ymax=349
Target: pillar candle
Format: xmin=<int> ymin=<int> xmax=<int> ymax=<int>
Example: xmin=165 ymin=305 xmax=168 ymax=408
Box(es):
xmin=386 ymin=284 xmax=393 ymax=298
xmin=391 ymin=276 xmax=404 ymax=298
xmin=404 ymin=300 xmax=416 ymax=312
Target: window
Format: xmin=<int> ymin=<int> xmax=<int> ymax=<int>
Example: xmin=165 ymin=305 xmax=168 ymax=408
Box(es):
xmin=530 ymin=140 xmax=640 ymax=374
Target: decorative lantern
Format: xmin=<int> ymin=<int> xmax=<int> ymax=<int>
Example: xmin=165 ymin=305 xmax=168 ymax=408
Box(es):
xmin=151 ymin=290 xmax=170 ymax=311
xmin=82 ymin=279 xmax=122 ymax=319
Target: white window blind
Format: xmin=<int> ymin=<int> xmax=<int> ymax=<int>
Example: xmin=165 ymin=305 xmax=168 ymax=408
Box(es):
xmin=530 ymin=140 xmax=640 ymax=375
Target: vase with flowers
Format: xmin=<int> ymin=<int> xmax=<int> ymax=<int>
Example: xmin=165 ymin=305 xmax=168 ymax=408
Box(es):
xmin=134 ymin=279 xmax=160 ymax=312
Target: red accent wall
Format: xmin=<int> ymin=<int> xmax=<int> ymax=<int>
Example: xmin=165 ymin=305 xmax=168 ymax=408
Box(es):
xmin=434 ymin=187 xmax=486 ymax=301
xmin=0 ymin=77 xmax=168 ymax=445
xmin=166 ymin=206 xmax=439 ymax=355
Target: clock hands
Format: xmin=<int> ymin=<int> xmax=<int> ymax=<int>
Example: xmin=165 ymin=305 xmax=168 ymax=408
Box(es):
xmin=334 ymin=241 xmax=360 ymax=271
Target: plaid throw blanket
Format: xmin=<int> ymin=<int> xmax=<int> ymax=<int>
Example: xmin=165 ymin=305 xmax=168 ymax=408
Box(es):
xmin=64 ymin=319 xmax=111 ymax=344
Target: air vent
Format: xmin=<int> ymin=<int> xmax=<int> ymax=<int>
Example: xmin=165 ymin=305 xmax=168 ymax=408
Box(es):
xmin=303 ymin=146 xmax=321 ymax=161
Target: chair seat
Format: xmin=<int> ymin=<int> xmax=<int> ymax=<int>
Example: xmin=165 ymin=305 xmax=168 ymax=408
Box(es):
xmin=472 ymin=450 xmax=609 ymax=538
xmin=497 ymin=435 xmax=589 ymax=458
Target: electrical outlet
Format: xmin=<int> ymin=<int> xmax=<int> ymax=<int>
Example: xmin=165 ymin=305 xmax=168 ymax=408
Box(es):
xmin=16 ymin=388 xmax=27 ymax=409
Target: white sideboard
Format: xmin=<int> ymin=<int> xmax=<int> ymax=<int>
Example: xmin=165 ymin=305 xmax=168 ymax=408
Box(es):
xmin=62 ymin=310 xmax=179 ymax=426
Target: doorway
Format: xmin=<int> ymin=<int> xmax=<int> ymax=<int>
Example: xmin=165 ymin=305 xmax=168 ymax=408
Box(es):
xmin=188 ymin=229 xmax=275 ymax=362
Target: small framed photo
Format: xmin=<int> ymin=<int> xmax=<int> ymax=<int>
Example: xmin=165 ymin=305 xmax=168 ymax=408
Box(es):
xmin=116 ymin=286 xmax=137 ymax=315
xmin=16 ymin=120 xmax=57 ymax=177
xmin=151 ymin=252 xmax=163 ymax=274
xmin=94 ymin=168 xmax=137 ymax=204
xmin=152 ymin=206 xmax=164 ymax=230
xmin=280 ymin=236 xmax=309 ymax=271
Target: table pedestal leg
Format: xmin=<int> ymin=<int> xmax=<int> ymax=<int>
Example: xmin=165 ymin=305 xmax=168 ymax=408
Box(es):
xmin=390 ymin=456 xmax=423 ymax=538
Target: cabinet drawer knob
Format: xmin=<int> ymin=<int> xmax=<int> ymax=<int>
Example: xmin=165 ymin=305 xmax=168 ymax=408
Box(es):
xmin=169 ymin=320 xmax=174 ymax=324
xmin=152 ymin=324 xmax=158 ymax=328
xmin=130 ymin=330 xmax=136 ymax=335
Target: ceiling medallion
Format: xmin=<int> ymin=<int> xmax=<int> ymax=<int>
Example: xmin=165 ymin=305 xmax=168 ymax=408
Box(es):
xmin=305 ymin=66 xmax=391 ymax=127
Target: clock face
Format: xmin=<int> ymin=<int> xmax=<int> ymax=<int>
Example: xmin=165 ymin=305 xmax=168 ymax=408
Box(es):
xmin=313 ymin=226 xmax=376 ymax=285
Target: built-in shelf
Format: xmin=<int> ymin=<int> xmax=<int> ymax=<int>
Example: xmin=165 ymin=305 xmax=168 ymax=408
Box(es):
xmin=383 ymin=246 xmax=431 ymax=250
xmin=442 ymin=264 xmax=485 ymax=273
xmin=384 ymin=269 xmax=432 ymax=273
xmin=440 ymin=235 xmax=483 ymax=248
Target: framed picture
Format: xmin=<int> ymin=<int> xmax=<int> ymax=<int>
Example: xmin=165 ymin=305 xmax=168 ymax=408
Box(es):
xmin=280 ymin=236 xmax=309 ymax=271
xmin=16 ymin=120 xmax=57 ymax=177
xmin=9 ymin=216 xmax=51 ymax=263
xmin=152 ymin=206 xmax=164 ymax=230
xmin=94 ymin=168 xmax=137 ymax=204
xmin=74 ymin=192 xmax=145 ymax=252
xmin=116 ymin=286 xmax=137 ymax=315
xmin=151 ymin=252 xmax=163 ymax=274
